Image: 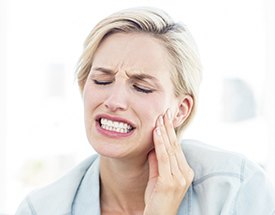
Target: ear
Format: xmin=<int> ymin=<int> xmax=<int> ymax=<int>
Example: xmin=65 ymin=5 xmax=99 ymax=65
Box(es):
xmin=173 ymin=95 xmax=193 ymax=128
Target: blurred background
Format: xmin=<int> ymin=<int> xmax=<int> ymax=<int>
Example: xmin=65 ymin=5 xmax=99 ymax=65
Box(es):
xmin=0 ymin=0 xmax=275 ymax=214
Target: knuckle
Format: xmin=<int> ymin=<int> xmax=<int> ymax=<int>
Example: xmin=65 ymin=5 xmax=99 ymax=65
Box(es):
xmin=166 ymin=182 xmax=178 ymax=192
xmin=178 ymin=168 xmax=194 ymax=188
xmin=185 ymin=168 xmax=194 ymax=183
xmin=179 ymin=179 xmax=187 ymax=188
xmin=174 ymin=175 xmax=187 ymax=188
xmin=167 ymin=148 xmax=175 ymax=156
xmin=167 ymin=182 xmax=176 ymax=191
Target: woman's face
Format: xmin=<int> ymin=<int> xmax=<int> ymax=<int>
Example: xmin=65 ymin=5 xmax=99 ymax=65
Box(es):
xmin=83 ymin=32 xmax=179 ymax=159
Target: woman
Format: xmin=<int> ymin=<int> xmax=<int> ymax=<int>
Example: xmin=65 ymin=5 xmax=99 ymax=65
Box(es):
xmin=16 ymin=7 xmax=275 ymax=215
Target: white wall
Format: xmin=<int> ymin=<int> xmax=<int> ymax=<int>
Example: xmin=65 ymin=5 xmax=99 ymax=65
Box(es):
xmin=265 ymin=0 xmax=275 ymax=183
xmin=0 ymin=0 xmax=7 ymax=211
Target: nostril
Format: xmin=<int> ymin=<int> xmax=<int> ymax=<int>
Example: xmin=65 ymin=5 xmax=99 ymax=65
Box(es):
xmin=103 ymin=94 xmax=128 ymax=112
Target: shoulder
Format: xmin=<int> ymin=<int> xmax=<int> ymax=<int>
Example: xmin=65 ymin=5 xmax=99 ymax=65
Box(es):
xmin=181 ymin=139 xmax=247 ymax=182
xmin=181 ymin=139 xmax=273 ymax=185
xmin=15 ymin=154 xmax=99 ymax=215
xmin=181 ymin=139 xmax=275 ymax=214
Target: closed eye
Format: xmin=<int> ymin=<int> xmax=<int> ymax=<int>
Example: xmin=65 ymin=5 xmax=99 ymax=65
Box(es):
xmin=133 ymin=85 xmax=154 ymax=94
xmin=93 ymin=80 xmax=112 ymax=85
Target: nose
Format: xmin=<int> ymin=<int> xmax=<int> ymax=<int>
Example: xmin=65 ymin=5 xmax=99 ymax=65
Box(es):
xmin=103 ymin=83 xmax=129 ymax=112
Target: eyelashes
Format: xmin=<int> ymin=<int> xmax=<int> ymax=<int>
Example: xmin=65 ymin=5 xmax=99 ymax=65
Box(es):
xmin=133 ymin=85 xmax=153 ymax=94
xmin=92 ymin=80 xmax=154 ymax=94
xmin=93 ymin=80 xmax=112 ymax=85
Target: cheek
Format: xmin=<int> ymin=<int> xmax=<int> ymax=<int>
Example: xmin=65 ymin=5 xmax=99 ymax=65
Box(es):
xmin=133 ymin=95 xmax=167 ymax=128
xmin=83 ymin=85 xmax=103 ymax=110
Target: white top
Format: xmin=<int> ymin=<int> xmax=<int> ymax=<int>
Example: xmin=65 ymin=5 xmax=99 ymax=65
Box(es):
xmin=15 ymin=140 xmax=275 ymax=215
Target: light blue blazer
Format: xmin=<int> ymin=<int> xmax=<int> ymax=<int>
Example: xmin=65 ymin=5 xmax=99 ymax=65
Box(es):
xmin=15 ymin=140 xmax=275 ymax=215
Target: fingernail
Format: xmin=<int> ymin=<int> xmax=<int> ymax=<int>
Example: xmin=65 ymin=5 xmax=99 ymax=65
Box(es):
xmin=167 ymin=109 xmax=172 ymax=121
xmin=156 ymin=127 xmax=161 ymax=136
xmin=159 ymin=116 xmax=164 ymax=125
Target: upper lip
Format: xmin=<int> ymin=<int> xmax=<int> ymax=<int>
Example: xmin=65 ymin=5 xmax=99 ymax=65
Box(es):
xmin=95 ymin=114 xmax=136 ymax=128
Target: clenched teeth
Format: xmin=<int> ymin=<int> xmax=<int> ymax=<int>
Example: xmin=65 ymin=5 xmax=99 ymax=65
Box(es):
xmin=100 ymin=118 xmax=133 ymax=133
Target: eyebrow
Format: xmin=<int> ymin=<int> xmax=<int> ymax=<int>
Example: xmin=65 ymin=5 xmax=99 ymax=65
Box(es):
xmin=91 ymin=67 xmax=116 ymax=75
xmin=126 ymin=72 xmax=159 ymax=83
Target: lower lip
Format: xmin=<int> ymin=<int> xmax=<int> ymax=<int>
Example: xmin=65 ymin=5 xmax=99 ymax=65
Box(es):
xmin=95 ymin=121 xmax=134 ymax=138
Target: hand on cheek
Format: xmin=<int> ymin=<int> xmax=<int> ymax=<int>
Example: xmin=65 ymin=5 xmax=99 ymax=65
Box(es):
xmin=144 ymin=109 xmax=194 ymax=215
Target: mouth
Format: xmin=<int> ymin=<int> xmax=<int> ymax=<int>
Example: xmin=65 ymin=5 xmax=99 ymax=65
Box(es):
xmin=97 ymin=117 xmax=135 ymax=134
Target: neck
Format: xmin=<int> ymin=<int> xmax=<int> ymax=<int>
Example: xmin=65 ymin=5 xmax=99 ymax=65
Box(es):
xmin=100 ymin=155 xmax=149 ymax=214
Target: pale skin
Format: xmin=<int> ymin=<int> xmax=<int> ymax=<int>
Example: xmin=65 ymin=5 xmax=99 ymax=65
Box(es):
xmin=82 ymin=32 xmax=194 ymax=215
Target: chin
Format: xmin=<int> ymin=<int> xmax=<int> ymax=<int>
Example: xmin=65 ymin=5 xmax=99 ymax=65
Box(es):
xmin=88 ymin=141 xmax=131 ymax=158
xmin=89 ymin=140 xmax=153 ymax=160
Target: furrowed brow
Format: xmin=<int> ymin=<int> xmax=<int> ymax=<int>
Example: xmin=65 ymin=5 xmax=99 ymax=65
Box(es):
xmin=91 ymin=67 xmax=116 ymax=75
xmin=126 ymin=72 xmax=159 ymax=82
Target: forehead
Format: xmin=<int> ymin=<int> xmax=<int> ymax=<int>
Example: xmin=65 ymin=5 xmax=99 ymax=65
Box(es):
xmin=92 ymin=32 xmax=172 ymax=78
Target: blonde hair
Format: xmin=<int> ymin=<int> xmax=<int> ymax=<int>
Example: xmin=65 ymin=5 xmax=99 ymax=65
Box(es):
xmin=76 ymin=7 xmax=202 ymax=137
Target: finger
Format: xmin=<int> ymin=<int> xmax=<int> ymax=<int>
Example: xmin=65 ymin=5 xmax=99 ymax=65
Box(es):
xmin=153 ymin=123 xmax=171 ymax=178
xmin=159 ymin=115 xmax=173 ymax=154
xmin=163 ymin=109 xmax=192 ymax=176
xmin=158 ymin=114 xmax=180 ymax=176
xmin=163 ymin=108 xmax=177 ymax=147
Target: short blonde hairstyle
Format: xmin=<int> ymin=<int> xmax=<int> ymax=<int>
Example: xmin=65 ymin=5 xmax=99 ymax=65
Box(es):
xmin=76 ymin=7 xmax=202 ymax=137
